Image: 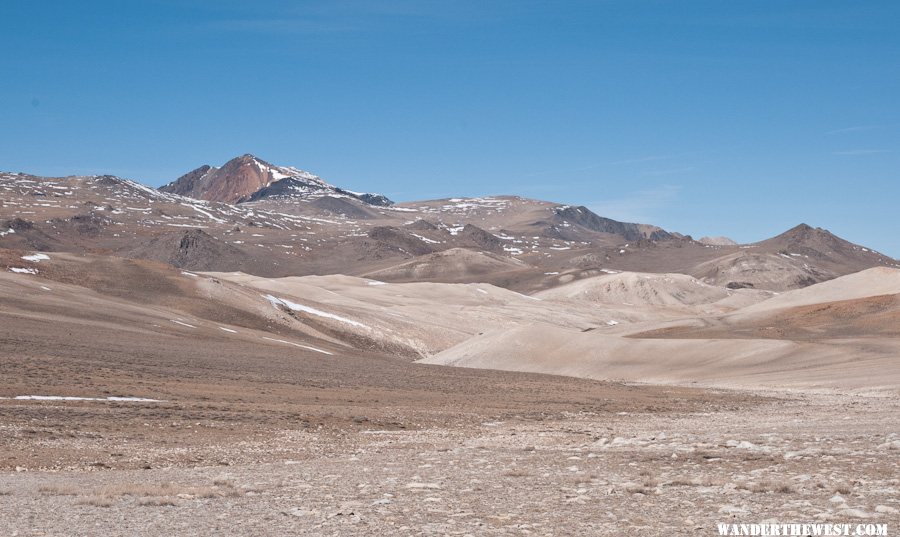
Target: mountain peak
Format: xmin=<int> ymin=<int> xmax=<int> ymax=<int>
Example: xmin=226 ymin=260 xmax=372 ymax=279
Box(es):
xmin=787 ymin=223 xmax=816 ymax=233
xmin=777 ymin=223 xmax=834 ymax=242
xmin=160 ymin=154 xmax=392 ymax=207
xmin=552 ymin=205 xmax=673 ymax=242
xmin=754 ymin=222 xmax=893 ymax=265
xmin=698 ymin=236 xmax=738 ymax=246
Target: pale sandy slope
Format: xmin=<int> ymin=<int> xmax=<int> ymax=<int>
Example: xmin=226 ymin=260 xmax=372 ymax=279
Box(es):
xmin=534 ymin=271 xmax=773 ymax=313
xmin=362 ymin=248 xmax=529 ymax=281
xmin=8 ymin=247 xmax=898 ymax=391
xmin=422 ymin=268 xmax=900 ymax=392
xmin=204 ymin=266 xmax=779 ymax=360
xmin=733 ymin=266 xmax=900 ymax=314
xmin=206 ymin=271 xmax=646 ymax=357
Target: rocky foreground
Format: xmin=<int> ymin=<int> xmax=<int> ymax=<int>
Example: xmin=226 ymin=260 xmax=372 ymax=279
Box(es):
xmin=1 ymin=391 xmax=898 ymax=536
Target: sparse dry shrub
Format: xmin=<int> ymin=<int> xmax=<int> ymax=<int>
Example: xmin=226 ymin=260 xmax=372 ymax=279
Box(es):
xmin=502 ymin=470 xmax=531 ymax=478
xmin=668 ymin=476 xmax=724 ymax=487
xmin=38 ymin=484 xmax=79 ymax=496
xmin=834 ymin=483 xmax=853 ymax=495
xmin=76 ymin=495 xmax=114 ymax=508
xmin=97 ymin=482 xmax=174 ymax=497
xmin=196 ymin=487 xmax=225 ymax=499
xmin=138 ymin=498 xmax=177 ymax=507
xmin=744 ymin=480 xmax=795 ymax=494
xmin=623 ymin=483 xmax=648 ymax=494
xmin=738 ymin=452 xmax=775 ymax=462
xmin=693 ymin=450 xmax=720 ymax=461
xmin=94 ymin=481 xmax=242 ymax=500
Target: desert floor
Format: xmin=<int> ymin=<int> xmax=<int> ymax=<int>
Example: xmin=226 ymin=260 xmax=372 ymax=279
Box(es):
xmin=1 ymin=318 xmax=898 ymax=535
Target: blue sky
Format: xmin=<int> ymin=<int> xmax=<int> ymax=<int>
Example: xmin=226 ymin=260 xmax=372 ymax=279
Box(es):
xmin=2 ymin=1 xmax=898 ymax=256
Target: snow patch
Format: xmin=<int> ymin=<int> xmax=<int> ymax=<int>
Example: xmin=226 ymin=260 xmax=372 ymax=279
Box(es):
xmin=21 ymin=253 xmax=50 ymax=262
xmin=410 ymin=233 xmax=439 ymax=244
xmin=261 ymin=336 xmax=333 ymax=355
xmin=264 ymin=294 xmax=368 ymax=328
xmin=7 ymin=395 xmax=164 ymax=403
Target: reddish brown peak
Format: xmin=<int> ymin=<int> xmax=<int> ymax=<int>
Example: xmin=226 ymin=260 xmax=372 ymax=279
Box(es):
xmin=159 ymin=164 xmax=213 ymax=196
xmin=223 ymin=154 xmax=266 ymax=167
xmin=160 ymin=154 xmax=282 ymax=203
xmin=204 ymin=157 xmax=275 ymax=203
xmin=776 ymin=223 xmax=834 ymax=241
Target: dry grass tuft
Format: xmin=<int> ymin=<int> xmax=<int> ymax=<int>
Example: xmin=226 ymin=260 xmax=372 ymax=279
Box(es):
xmin=502 ymin=470 xmax=531 ymax=478
xmin=623 ymin=483 xmax=650 ymax=494
xmin=76 ymin=496 xmax=114 ymax=508
xmin=93 ymin=481 xmax=242 ymax=499
xmin=737 ymin=480 xmax=795 ymax=494
xmin=39 ymin=484 xmax=80 ymax=496
xmin=774 ymin=483 xmax=795 ymax=494
xmin=42 ymin=481 xmax=243 ymax=506
xmin=138 ymin=498 xmax=177 ymax=507
xmin=668 ymin=476 xmax=724 ymax=487
xmin=834 ymin=483 xmax=853 ymax=495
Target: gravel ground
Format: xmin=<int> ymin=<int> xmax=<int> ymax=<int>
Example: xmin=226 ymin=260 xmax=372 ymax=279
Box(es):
xmin=2 ymin=391 xmax=897 ymax=536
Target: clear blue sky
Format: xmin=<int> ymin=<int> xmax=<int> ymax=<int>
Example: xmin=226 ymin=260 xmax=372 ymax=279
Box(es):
xmin=2 ymin=1 xmax=898 ymax=256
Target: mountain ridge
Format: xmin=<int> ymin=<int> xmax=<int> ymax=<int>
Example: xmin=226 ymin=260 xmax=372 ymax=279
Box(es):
xmin=1 ymin=167 xmax=896 ymax=292
xmin=160 ymin=154 xmax=393 ymax=207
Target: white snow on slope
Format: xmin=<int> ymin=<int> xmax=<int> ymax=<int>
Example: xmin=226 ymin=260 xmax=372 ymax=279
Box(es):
xmin=181 ymin=202 xmax=227 ymax=223
xmin=261 ymin=336 xmax=333 ymax=355
xmin=5 ymin=395 xmax=164 ymax=402
xmin=264 ymin=294 xmax=368 ymax=328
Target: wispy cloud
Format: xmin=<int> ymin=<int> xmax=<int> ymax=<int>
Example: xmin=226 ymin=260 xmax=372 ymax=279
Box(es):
xmin=521 ymin=163 xmax=605 ymax=178
xmin=826 ymin=125 xmax=882 ymax=135
xmin=196 ymin=1 xmax=481 ymax=35
xmin=609 ymin=154 xmax=675 ymax=165
xmin=833 ymin=149 xmax=892 ymax=156
xmin=588 ymin=185 xmax=682 ymax=224
xmin=641 ymin=166 xmax=695 ymax=177
xmin=522 ymin=152 xmax=696 ymax=179
xmin=201 ymin=18 xmax=355 ymax=34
